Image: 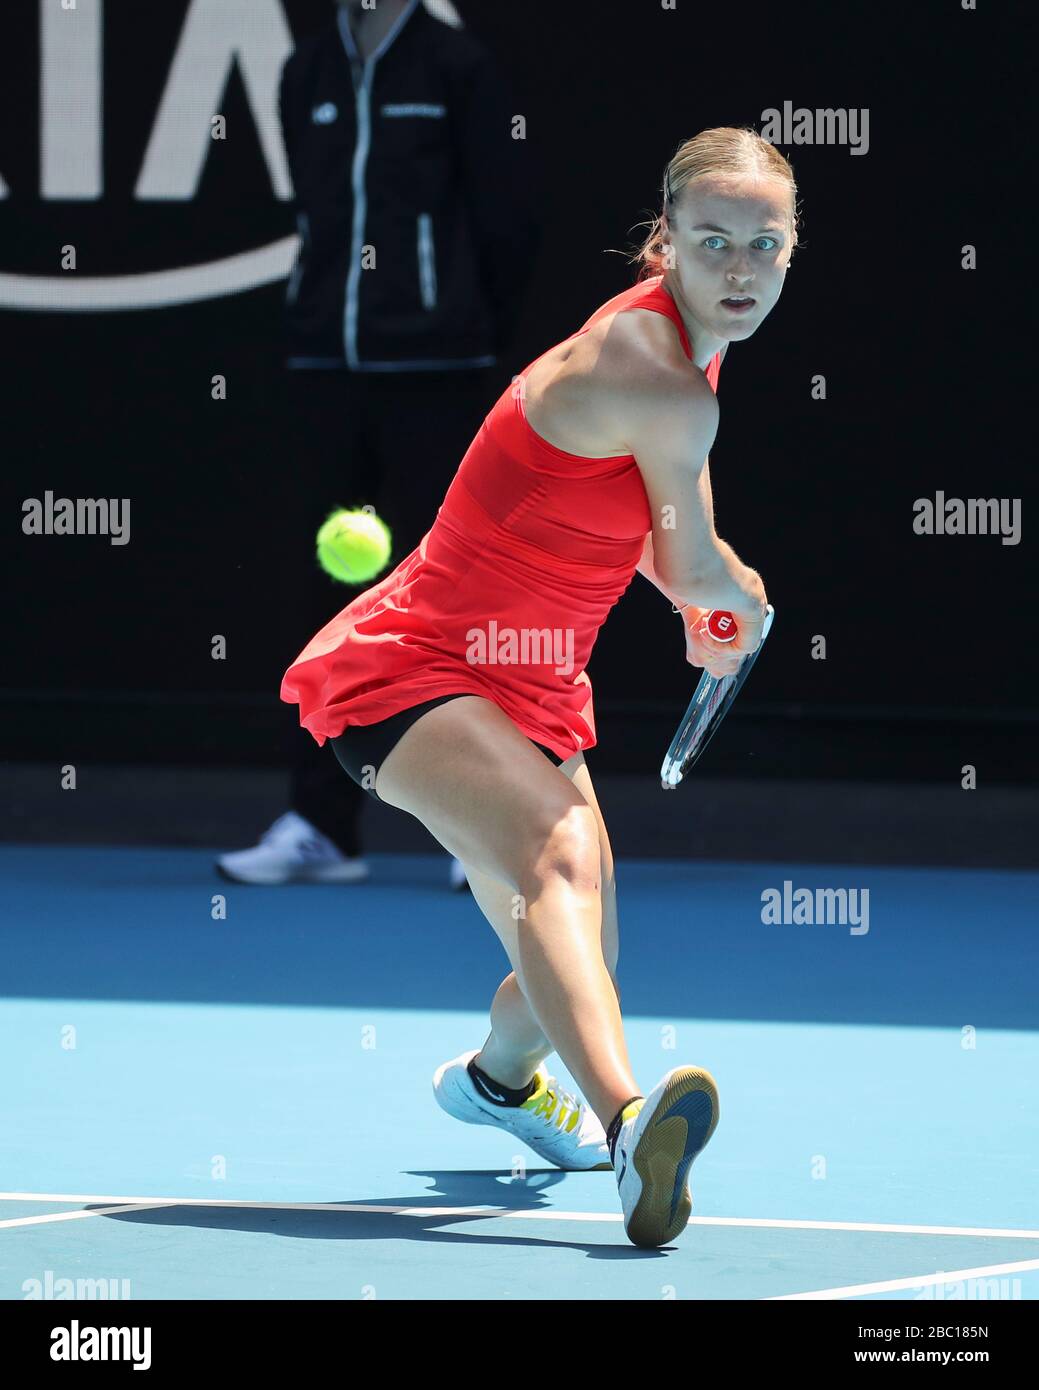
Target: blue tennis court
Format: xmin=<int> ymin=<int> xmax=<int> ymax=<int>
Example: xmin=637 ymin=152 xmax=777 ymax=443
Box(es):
xmin=3 ymin=845 xmax=1036 ymax=1301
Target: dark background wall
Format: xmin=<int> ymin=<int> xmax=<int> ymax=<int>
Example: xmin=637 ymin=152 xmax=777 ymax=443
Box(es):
xmin=1 ymin=0 xmax=1033 ymax=780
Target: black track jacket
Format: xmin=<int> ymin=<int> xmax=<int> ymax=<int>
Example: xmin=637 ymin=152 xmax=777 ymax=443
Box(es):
xmin=278 ymin=0 xmax=543 ymax=372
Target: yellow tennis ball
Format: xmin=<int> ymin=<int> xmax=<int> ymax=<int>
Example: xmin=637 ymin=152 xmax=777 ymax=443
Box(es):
xmin=316 ymin=508 xmax=392 ymax=584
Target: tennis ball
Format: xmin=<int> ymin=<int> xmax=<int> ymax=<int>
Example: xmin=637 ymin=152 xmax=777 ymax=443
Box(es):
xmin=316 ymin=507 xmax=392 ymax=584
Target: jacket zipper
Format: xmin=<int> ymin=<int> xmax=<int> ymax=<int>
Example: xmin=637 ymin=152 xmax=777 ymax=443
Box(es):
xmin=285 ymin=211 xmax=309 ymax=306
xmin=417 ymin=212 xmax=437 ymax=310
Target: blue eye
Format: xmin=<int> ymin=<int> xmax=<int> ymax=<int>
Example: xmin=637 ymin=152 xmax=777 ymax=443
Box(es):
xmin=702 ymin=235 xmax=780 ymax=252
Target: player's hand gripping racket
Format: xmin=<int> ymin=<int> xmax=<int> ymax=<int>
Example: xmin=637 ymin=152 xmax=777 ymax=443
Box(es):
xmin=660 ymin=604 xmax=775 ymax=788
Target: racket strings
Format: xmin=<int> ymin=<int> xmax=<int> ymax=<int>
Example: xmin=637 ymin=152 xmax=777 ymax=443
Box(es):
xmin=699 ymin=675 xmax=732 ymax=723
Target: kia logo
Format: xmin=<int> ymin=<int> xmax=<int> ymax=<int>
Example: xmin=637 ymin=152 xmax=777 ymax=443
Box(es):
xmin=0 ymin=0 xmax=298 ymax=312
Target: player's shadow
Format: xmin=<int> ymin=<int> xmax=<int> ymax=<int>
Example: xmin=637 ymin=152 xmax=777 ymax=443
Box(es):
xmin=92 ymin=1169 xmax=669 ymax=1260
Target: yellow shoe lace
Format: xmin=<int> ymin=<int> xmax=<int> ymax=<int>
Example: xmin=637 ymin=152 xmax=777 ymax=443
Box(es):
xmin=522 ymin=1075 xmax=582 ymax=1134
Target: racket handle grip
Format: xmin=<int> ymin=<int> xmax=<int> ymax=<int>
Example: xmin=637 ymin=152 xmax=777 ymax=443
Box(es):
xmin=705 ymin=610 xmax=738 ymax=643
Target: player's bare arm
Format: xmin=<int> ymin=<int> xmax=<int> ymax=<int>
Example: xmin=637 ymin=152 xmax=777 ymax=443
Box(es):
xmin=621 ymin=361 xmax=768 ymax=672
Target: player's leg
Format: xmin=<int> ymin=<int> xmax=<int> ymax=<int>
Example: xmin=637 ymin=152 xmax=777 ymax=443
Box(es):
xmin=375 ymin=697 xmax=640 ymax=1130
xmin=466 ymin=754 xmax=621 ymax=1089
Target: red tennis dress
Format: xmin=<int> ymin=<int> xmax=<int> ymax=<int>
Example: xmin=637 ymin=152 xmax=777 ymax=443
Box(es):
xmin=280 ymin=274 xmax=721 ymax=760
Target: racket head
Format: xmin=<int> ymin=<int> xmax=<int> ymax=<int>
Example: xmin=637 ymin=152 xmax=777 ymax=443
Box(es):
xmin=660 ymin=604 xmax=774 ymax=787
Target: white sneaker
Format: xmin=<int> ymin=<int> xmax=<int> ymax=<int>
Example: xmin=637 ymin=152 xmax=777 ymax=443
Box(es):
xmin=614 ymin=1066 xmax=720 ymax=1248
xmin=215 ymin=811 xmax=369 ymax=885
xmin=433 ymin=1049 xmax=612 ymax=1171
xmin=448 ymin=857 xmax=470 ymax=892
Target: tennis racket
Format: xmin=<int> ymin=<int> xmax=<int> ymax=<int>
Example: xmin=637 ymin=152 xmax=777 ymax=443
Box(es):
xmin=660 ymin=604 xmax=775 ymax=788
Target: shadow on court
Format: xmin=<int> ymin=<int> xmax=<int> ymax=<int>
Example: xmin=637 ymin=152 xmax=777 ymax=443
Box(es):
xmin=87 ymin=1170 xmax=666 ymax=1262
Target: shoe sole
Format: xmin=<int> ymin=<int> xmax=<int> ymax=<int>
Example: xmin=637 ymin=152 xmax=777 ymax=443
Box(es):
xmin=215 ymin=863 xmax=369 ymax=886
xmin=626 ymin=1067 xmax=719 ymax=1248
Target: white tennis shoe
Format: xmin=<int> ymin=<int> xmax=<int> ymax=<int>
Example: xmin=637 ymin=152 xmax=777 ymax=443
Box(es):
xmin=613 ymin=1066 xmax=720 ymax=1247
xmin=216 ymin=811 xmax=369 ymax=885
xmin=432 ymin=1049 xmax=612 ymax=1170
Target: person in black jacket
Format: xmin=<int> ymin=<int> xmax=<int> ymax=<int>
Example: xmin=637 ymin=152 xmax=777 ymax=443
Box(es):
xmin=217 ymin=0 xmax=542 ymax=886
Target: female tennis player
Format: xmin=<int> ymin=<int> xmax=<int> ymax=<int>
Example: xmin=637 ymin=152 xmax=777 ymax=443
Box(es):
xmin=282 ymin=126 xmax=798 ymax=1248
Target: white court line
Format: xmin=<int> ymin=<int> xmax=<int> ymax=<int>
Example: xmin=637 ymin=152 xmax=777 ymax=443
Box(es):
xmin=1 ymin=1204 xmax=174 ymax=1230
xmin=2 ymin=1194 xmax=1039 ymax=1241
xmin=772 ymin=1257 xmax=1039 ymax=1301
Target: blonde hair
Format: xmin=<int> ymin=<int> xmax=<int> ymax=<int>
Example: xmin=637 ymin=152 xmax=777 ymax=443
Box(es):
xmin=626 ymin=126 xmax=801 ymax=281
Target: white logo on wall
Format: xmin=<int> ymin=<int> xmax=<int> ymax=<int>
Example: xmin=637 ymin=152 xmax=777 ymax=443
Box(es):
xmin=0 ymin=0 xmax=463 ymax=313
xmin=0 ymin=0 xmax=299 ymax=312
